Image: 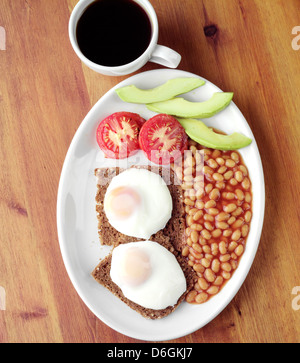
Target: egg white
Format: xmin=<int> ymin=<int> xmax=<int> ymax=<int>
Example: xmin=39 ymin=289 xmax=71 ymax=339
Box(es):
xmin=104 ymin=168 xmax=173 ymax=239
xmin=110 ymin=241 xmax=187 ymax=310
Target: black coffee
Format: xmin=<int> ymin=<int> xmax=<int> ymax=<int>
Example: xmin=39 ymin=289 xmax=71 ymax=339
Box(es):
xmin=76 ymin=0 xmax=152 ymax=67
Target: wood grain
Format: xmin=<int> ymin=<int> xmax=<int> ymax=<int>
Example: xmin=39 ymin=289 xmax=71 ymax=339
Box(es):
xmin=0 ymin=0 xmax=299 ymax=343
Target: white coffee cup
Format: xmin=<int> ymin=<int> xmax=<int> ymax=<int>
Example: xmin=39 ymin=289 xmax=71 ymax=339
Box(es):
xmin=69 ymin=0 xmax=181 ymax=76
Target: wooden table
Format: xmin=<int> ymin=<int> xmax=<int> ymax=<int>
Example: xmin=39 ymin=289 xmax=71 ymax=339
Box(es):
xmin=0 ymin=0 xmax=300 ymax=343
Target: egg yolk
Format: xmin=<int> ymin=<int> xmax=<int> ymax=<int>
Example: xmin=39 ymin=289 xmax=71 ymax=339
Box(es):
xmin=119 ymin=247 xmax=151 ymax=287
xmin=106 ymin=186 xmax=141 ymax=219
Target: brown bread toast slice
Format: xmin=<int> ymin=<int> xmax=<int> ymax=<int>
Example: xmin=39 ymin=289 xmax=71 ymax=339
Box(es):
xmin=92 ymin=241 xmax=195 ymax=320
xmin=94 ymin=166 xmax=185 ymax=252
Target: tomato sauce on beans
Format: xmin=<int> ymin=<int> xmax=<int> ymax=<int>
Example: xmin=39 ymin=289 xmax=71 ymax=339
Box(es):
xmin=173 ymin=139 xmax=253 ymax=304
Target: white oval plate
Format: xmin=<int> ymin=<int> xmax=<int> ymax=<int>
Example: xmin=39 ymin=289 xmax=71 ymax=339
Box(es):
xmin=57 ymin=69 xmax=265 ymax=341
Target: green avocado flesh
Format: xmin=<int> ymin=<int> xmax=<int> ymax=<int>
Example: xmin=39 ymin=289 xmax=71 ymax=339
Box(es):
xmin=147 ymin=92 xmax=234 ymax=118
xmin=178 ymin=118 xmax=252 ymax=150
xmin=115 ymin=78 xmax=205 ymax=104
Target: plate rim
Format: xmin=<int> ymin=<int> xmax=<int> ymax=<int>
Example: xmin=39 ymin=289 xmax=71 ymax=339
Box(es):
xmin=56 ymin=68 xmax=265 ymax=341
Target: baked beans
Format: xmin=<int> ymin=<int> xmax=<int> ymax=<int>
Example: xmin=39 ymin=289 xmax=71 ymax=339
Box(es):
xmin=178 ymin=139 xmax=252 ymax=304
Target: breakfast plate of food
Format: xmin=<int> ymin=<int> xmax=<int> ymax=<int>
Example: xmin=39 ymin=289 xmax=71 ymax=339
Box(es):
xmin=57 ymin=69 xmax=265 ymax=341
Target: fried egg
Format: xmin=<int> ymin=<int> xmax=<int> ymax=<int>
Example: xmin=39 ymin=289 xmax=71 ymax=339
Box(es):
xmin=110 ymin=241 xmax=187 ymax=310
xmin=104 ymin=168 xmax=173 ymax=239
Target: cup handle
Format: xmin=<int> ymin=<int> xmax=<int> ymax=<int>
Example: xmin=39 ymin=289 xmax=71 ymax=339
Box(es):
xmin=149 ymin=45 xmax=181 ymax=69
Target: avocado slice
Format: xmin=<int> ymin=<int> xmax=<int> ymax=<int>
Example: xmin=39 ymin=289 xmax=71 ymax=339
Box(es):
xmin=177 ymin=118 xmax=252 ymax=150
xmin=147 ymin=92 xmax=234 ymax=118
xmin=115 ymin=78 xmax=205 ymax=104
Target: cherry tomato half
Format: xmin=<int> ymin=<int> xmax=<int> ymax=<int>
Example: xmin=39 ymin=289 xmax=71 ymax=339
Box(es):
xmin=96 ymin=112 xmax=145 ymax=159
xmin=139 ymin=114 xmax=188 ymax=165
